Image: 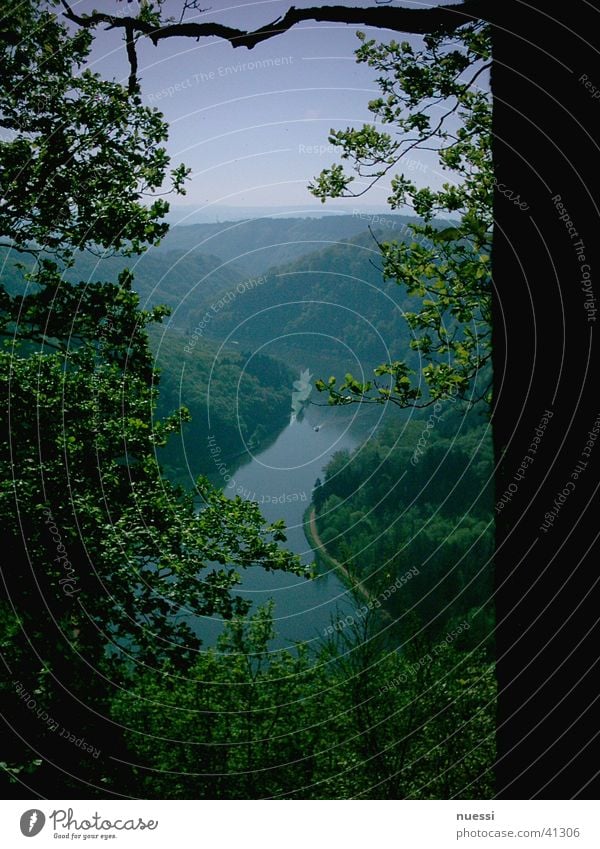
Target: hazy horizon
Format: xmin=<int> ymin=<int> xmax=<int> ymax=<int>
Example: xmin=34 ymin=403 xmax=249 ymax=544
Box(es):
xmin=165 ymin=201 xmax=412 ymax=224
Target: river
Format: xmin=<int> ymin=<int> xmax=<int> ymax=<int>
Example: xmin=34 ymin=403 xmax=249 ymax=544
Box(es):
xmin=193 ymin=402 xmax=384 ymax=648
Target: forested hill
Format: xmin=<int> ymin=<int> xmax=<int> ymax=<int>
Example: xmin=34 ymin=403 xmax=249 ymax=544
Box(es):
xmin=0 ymin=245 xmax=246 ymax=331
xmin=312 ymin=406 xmax=494 ymax=648
xmin=152 ymin=329 xmax=295 ymax=483
xmin=201 ymin=225 xmax=421 ymax=377
xmin=152 ymin=213 xmax=420 ymax=277
xmin=1 ymin=215 xmax=429 ymax=385
xmin=1 ymin=247 xmax=296 ymax=483
xmin=1 ymin=214 xmax=419 ymax=337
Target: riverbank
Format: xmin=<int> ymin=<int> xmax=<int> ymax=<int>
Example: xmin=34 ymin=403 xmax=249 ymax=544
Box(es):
xmin=305 ymin=507 xmax=382 ymax=607
xmin=304 ymin=507 xmax=396 ymax=628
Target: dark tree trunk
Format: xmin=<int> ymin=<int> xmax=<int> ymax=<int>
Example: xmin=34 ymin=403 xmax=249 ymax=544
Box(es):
xmin=492 ymin=1 xmax=600 ymax=797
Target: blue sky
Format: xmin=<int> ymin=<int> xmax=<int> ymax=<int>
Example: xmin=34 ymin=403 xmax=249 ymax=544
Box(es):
xmin=77 ymin=1 xmax=462 ymax=216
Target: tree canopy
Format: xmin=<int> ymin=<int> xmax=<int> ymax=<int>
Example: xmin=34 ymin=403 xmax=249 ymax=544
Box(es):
xmin=0 ymin=0 xmax=188 ymax=259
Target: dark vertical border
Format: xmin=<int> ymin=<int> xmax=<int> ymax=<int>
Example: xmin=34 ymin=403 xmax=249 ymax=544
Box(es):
xmin=492 ymin=1 xmax=600 ymax=797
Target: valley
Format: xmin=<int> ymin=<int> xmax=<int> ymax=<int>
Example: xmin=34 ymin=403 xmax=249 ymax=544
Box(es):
xmin=1 ymin=213 xmax=492 ymax=649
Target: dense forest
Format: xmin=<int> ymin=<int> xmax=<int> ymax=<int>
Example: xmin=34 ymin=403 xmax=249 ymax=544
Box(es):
xmin=112 ymin=601 xmax=495 ymax=799
xmin=153 ymin=330 xmax=295 ymax=481
xmin=204 ymin=226 xmax=417 ymax=376
xmin=312 ymin=408 xmax=494 ymax=648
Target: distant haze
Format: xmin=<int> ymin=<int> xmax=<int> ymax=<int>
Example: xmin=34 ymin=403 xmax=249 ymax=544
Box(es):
xmin=166 ymin=204 xmax=400 ymax=225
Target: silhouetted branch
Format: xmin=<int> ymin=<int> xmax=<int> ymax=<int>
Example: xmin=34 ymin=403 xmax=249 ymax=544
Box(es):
xmin=61 ymin=2 xmax=487 ymax=53
xmin=124 ymin=23 xmax=139 ymax=94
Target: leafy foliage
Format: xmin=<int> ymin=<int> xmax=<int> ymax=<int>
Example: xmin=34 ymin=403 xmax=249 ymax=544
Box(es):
xmin=112 ymin=603 xmax=495 ymax=799
xmin=310 ymin=23 xmax=492 ymax=407
xmin=0 ymin=0 xmax=188 ymax=258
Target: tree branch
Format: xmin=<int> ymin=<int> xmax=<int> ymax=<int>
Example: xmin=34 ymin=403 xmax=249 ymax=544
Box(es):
xmin=0 ymin=241 xmax=43 ymax=256
xmin=61 ymin=1 xmax=487 ymax=52
xmin=124 ymin=23 xmax=140 ymax=95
